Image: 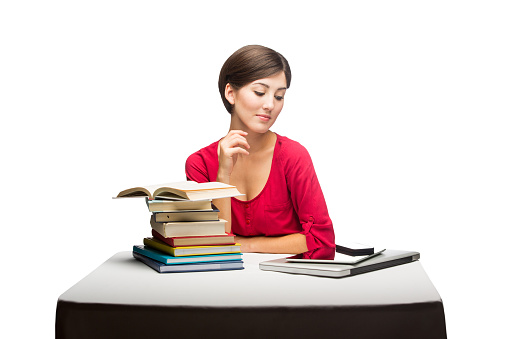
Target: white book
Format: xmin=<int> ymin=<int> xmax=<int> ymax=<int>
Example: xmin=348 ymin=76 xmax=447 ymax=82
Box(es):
xmin=115 ymin=181 xmax=244 ymax=200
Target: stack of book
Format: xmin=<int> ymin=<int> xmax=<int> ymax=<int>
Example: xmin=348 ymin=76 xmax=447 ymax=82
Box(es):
xmin=116 ymin=181 xmax=245 ymax=273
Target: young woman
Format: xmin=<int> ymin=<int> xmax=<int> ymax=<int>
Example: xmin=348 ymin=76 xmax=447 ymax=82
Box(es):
xmin=185 ymin=45 xmax=335 ymax=255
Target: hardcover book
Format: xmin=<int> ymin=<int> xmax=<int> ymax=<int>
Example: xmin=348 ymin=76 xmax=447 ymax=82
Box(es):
xmin=132 ymin=245 xmax=242 ymax=265
xmin=150 ymin=215 xmax=227 ymax=237
xmin=146 ymin=198 xmax=213 ymax=212
xmin=133 ymin=252 xmax=244 ymax=273
xmin=153 ymin=207 xmax=219 ymax=222
xmin=151 ymin=229 xmax=236 ymax=247
xmin=143 ymin=237 xmax=241 ymax=257
xmin=336 ymin=243 xmax=375 ymax=256
xmin=116 ymin=181 xmax=243 ymax=200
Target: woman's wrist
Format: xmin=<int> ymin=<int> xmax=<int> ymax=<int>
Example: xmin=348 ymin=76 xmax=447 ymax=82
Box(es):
xmin=216 ymin=170 xmax=231 ymax=184
xmin=235 ymin=235 xmax=253 ymax=252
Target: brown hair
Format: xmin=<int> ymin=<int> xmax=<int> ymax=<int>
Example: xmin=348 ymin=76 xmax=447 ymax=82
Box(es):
xmin=218 ymin=45 xmax=292 ymax=113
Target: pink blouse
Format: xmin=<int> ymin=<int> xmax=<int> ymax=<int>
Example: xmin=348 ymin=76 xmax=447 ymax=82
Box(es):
xmin=185 ymin=133 xmax=335 ymax=254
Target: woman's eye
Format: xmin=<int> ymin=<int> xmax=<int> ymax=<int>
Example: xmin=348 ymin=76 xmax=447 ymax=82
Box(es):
xmin=254 ymin=91 xmax=265 ymax=96
xmin=275 ymin=96 xmax=284 ymax=101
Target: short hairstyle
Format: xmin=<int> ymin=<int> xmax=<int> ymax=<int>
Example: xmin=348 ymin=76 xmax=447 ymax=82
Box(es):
xmin=218 ymin=45 xmax=292 ymax=113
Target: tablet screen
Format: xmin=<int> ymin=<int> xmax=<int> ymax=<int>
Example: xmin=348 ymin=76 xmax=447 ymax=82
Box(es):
xmin=287 ymin=247 xmax=386 ymax=265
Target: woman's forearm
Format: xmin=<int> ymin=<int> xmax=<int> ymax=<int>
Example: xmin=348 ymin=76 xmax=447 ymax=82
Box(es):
xmin=215 ymin=170 xmax=232 ymax=233
xmin=213 ymin=197 xmax=231 ymax=233
xmin=235 ymin=233 xmax=308 ymax=254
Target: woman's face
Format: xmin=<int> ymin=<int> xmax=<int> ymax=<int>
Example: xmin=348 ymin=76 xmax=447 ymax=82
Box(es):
xmin=227 ymin=71 xmax=287 ymax=134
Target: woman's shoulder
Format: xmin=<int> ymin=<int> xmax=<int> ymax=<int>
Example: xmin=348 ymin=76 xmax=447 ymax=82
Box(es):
xmin=185 ymin=139 xmax=220 ymax=182
xmin=276 ymin=134 xmax=311 ymax=160
xmin=187 ymin=139 xmax=220 ymax=162
xmin=186 ymin=139 xmax=220 ymax=169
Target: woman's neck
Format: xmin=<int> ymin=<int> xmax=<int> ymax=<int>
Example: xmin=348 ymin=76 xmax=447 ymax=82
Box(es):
xmin=230 ymin=130 xmax=275 ymax=155
xmin=228 ymin=121 xmax=276 ymax=154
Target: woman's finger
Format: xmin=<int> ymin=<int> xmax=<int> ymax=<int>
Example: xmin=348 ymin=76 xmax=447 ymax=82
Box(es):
xmin=227 ymin=130 xmax=248 ymax=137
xmin=231 ymin=146 xmax=250 ymax=156
xmin=229 ymin=136 xmax=250 ymax=149
xmin=221 ymin=144 xmax=250 ymax=157
xmin=221 ymin=134 xmax=250 ymax=150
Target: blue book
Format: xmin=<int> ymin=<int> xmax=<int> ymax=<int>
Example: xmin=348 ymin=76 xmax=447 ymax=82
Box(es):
xmin=133 ymin=252 xmax=244 ymax=273
xmin=132 ymin=245 xmax=243 ymax=264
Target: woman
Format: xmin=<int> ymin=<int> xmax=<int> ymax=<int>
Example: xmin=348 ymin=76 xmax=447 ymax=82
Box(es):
xmin=186 ymin=45 xmax=334 ymax=255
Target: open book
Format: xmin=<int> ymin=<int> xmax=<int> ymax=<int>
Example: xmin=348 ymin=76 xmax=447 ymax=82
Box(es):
xmin=115 ymin=181 xmax=244 ymax=201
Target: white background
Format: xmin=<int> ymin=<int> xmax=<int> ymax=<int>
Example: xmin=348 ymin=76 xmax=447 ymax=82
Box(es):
xmin=1 ymin=1 xmax=508 ymax=337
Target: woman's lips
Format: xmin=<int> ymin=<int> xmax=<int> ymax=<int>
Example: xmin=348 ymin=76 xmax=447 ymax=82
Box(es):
xmin=257 ymin=114 xmax=270 ymax=121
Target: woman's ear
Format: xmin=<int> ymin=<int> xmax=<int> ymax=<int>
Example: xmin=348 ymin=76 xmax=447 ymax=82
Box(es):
xmin=225 ymin=83 xmax=235 ymax=105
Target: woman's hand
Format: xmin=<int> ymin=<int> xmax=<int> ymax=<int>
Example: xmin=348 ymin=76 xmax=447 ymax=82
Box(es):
xmin=217 ymin=130 xmax=250 ymax=182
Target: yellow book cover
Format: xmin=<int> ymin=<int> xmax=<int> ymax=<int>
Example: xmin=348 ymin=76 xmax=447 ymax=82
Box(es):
xmin=143 ymin=237 xmax=241 ymax=257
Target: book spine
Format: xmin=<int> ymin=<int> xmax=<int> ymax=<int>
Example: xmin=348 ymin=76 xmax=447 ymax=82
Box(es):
xmin=143 ymin=238 xmax=176 ymax=256
xmin=152 ymin=229 xmax=176 ymax=246
xmin=133 ymin=246 xmax=169 ymax=264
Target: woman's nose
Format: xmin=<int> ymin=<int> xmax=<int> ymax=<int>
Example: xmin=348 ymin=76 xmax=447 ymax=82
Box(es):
xmin=263 ymin=97 xmax=275 ymax=111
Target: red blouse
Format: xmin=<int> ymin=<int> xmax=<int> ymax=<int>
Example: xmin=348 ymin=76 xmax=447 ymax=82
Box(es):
xmin=185 ymin=133 xmax=335 ymax=254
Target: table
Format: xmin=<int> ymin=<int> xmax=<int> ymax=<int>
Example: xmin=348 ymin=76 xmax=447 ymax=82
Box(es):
xmin=56 ymin=252 xmax=447 ymax=339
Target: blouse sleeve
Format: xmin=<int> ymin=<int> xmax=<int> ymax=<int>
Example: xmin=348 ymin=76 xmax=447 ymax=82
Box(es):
xmin=185 ymin=151 xmax=210 ymax=183
xmin=283 ymin=141 xmax=335 ymax=254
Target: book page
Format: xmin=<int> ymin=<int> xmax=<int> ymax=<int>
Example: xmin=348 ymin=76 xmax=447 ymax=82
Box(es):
xmin=163 ymin=181 xmax=235 ymax=191
xmin=142 ymin=182 xmax=189 ymax=193
xmin=117 ymin=181 xmax=237 ymax=199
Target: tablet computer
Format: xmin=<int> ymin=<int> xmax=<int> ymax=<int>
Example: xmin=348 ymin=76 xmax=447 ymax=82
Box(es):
xmin=259 ymin=249 xmax=420 ymax=278
xmin=287 ymin=248 xmax=386 ymax=265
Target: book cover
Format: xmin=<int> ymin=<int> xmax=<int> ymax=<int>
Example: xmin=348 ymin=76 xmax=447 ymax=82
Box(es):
xmin=336 ymin=243 xmax=375 ymax=256
xmin=132 ymin=245 xmax=242 ymax=265
xmin=153 ymin=207 xmax=220 ymax=223
xmin=146 ymin=198 xmax=213 ymax=212
xmin=150 ymin=215 xmax=227 ymax=238
xmin=116 ymin=181 xmax=244 ymax=200
xmin=133 ymin=252 xmax=244 ymax=273
xmin=151 ymin=229 xmax=236 ymax=247
xmin=143 ymin=237 xmax=241 ymax=257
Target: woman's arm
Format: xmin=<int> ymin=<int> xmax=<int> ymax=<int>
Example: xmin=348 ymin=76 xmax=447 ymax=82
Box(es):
xmin=235 ymin=233 xmax=307 ymax=254
xmin=283 ymin=141 xmax=335 ymax=253
xmin=215 ymin=130 xmax=250 ymax=233
xmin=212 ymin=197 xmax=231 ymax=233
xmin=186 ymin=131 xmax=249 ymax=233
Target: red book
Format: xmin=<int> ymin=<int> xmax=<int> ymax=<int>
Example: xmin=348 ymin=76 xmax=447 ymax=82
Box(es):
xmin=151 ymin=229 xmax=236 ymax=247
